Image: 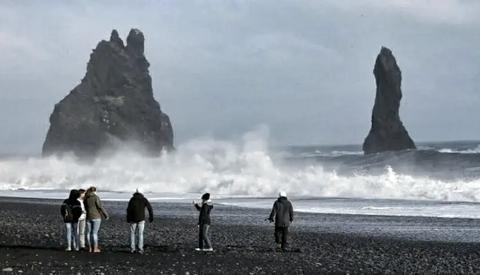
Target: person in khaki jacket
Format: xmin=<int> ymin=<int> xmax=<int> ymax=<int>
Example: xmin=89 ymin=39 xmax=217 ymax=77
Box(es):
xmin=84 ymin=186 xmax=109 ymax=253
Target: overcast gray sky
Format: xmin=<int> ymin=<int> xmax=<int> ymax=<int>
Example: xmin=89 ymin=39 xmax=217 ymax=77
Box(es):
xmin=0 ymin=0 xmax=479 ymax=154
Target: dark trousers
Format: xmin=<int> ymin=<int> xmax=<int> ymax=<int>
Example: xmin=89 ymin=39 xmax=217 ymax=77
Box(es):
xmin=274 ymin=226 xmax=289 ymax=249
xmin=199 ymin=224 xmax=212 ymax=249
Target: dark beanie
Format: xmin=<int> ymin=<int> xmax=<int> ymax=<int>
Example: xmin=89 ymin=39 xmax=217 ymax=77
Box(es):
xmin=201 ymin=193 xmax=210 ymax=200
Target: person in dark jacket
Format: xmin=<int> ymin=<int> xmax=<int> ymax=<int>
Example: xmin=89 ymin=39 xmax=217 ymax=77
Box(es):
xmin=193 ymin=193 xmax=214 ymax=252
xmin=84 ymin=186 xmax=109 ymax=253
xmin=268 ymin=191 xmax=294 ymax=251
xmin=61 ymin=189 xmax=83 ymax=251
xmin=127 ymin=188 xmax=153 ymax=254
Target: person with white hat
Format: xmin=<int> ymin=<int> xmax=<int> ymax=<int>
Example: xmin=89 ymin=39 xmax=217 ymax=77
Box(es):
xmin=126 ymin=187 xmax=153 ymax=254
xmin=268 ymin=191 xmax=294 ymax=251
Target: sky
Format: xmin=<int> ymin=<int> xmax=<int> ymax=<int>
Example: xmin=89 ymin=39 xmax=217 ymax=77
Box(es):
xmin=0 ymin=0 xmax=479 ymax=154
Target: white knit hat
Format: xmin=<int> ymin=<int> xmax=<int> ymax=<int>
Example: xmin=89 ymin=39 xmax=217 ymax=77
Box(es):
xmin=279 ymin=191 xmax=287 ymax=198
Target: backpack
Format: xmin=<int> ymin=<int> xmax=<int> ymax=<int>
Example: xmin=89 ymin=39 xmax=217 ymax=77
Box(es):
xmin=61 ymin=201 xmax=74 ymax=222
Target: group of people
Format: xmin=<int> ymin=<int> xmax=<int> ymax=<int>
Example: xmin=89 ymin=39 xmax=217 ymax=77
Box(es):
xmin=60 ymin=187 xmax=109 ymax=252
xmin=61 ymin=188 xmax=294 ymax=253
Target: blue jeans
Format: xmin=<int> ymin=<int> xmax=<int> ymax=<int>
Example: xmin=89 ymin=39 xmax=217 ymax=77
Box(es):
xmin=199 ymin=224 xmax=212 ymax=249
xmin=86 ymin=219 xmax=102 ymax=248
xmin=130 ymin=221 xmax=145 ymax=252
xmin=78 ymin=219 xmax=86 ymax=248
xmin=65 ymin=222 xmax=78 ymax=250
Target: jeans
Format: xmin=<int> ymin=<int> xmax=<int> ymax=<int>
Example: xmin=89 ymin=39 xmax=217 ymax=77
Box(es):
xmin=78 ymin=219 xmax=86 ymax=248
xmin=274 ymin=226 xmax=289 ymax=249
xmin=86 ymin=219 xmax=102 ymax=248
xmin=198 ymin=224 xmax=212 ymax=249
xmin=130 ymin=221 xmax=145 ymax=252
xmin=65 ymin=222 xmax=78 ymax=250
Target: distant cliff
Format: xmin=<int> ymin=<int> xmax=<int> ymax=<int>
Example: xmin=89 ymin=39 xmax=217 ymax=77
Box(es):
xmin=363 ymin=47 xmax=415 ymax=154
xmin=43 ymin=29 xmax=174 ymax=157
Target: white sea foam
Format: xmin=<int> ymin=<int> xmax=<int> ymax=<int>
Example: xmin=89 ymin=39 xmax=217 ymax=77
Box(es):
xmin=308 ymin=150 xmax=363 ymax=157
xmin=438 ymin=144 xmax=480 ymax=154
xmin=1 ymin=129 xmax=480 ymax=203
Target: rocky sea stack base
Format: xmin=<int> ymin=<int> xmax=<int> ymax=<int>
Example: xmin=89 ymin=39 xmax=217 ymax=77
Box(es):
xmin=42 ymin=29 xmax=174 ymax=158
xmin=363 ymin=47 xmax=415 ymax=154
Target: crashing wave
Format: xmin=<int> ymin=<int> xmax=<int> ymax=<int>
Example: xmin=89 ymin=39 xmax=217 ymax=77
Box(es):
xmin=1 ymin=130 xmax=480 ymax=203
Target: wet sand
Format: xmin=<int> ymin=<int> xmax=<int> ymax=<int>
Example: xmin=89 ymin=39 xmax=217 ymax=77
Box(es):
xmin=1 ymin=197 xmax=480 ymax=274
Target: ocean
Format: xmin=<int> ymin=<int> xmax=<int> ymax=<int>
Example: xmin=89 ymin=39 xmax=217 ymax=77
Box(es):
xmin=1 ymin=138 xmax=480 ymax=219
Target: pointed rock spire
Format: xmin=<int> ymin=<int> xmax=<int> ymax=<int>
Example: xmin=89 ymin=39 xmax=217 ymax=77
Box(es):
xmin=126 ymin=28 xmax=145 ymax=55
xmin=110 ymin=29 xmax=124 ymax=48
xmin=362 ymin=46 xmax=415 ymax=154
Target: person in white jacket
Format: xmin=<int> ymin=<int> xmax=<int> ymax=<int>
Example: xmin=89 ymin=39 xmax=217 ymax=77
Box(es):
xmin=77 ymin=189 xmax=87 ymax=250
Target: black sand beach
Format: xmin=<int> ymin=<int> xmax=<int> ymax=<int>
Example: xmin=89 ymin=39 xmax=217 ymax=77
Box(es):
xmin=1 ymin=197 xmax=480 ymax=274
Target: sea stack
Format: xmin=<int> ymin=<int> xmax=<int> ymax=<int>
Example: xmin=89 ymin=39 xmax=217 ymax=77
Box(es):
xmin=362 ymin=47 xmax=415 ymax=154
xmin=42 ymin=29 xmax=174 ymax=157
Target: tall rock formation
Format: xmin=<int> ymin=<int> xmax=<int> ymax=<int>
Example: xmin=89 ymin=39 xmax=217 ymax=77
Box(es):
xmin=363 ymin=47 xmax=415 ymax=154
xmin=43 ymin=29 xmax=174 ymax=157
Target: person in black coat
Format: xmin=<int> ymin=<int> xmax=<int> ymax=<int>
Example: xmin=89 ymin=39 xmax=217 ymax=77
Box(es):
xmin=60 ymin=189 xmax=83 ymax=251
xmin=268 ymin=191 xmax=294 ymax=251
xmin=193 ymin=193 xmax=214 ymax=252
xmin=127 ymin=189 xmax=153 ymax=254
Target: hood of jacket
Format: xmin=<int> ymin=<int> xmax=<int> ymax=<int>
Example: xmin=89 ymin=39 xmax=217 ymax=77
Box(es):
xmin=277 ymin=197 xmax=288 ymax=202
xmin=132 ymin=192 xmax=144 ymax=199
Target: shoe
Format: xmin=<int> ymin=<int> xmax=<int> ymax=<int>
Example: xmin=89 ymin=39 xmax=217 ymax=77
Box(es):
xmin=203 ymin=248 xmax=214 ymax=252
xmin=130 ymin=250 xmax=135 ymax=254
xmin=195 ymin=248 xmax=203 ymax=251
xmin=65 ymin=247 xmax=71 ymax=252
xmin=138 ymin=250 xmax=144 ymax=255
